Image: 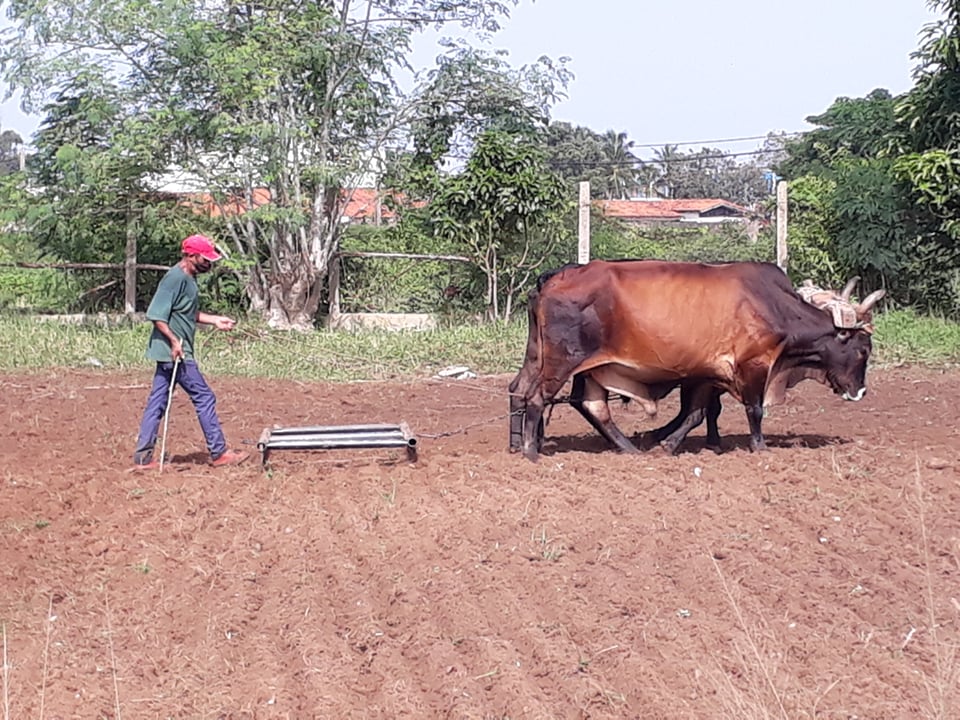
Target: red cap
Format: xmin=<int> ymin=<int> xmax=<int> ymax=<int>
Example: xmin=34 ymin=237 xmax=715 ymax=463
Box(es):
xmin=181 ymin=234 xmax=222 ymax=261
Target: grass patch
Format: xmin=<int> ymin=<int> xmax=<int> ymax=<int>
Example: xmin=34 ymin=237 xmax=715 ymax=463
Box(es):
xmin=0 ymin=309 xmax=957 ymax=381
xmin=872 ymin=310 xmax=960 ymax=367
xmin=0 ymin=314 xmax=528 ymax=380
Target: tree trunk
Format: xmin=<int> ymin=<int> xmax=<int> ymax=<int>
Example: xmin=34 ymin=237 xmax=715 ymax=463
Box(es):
xmin=263 ymin=229 xmax=325 ymax=331
xmin=124 ymin=204 xmax=138 ymax=315
xmin=255 ymin=187 xmax=340 ymax=330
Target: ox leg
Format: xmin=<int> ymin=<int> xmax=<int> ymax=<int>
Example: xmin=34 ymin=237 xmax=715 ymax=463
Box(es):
xmin=509 ymin=392 xmax=525 ymax=452
xmin=659 ymin=383 xmax=716 ymax=455
xmin=511 ymin=357 xmax=550 ymax=461
xmin=738 ymin=366 xmax=769 ymax=452
xmin=521 ymin=396 xmax=547 ymax=462
xmin=570 ymin=373 xmax=640 ymax=454
xmin=650 ymin=382 xmax=703 ymax=444
xmin=705 ymin=389 xmax=723 ymax=450
xmin=744 ymin=402 xmax=767 ymax=452
xmin=520 ymin=376 xmax=567 ymax=461
xmin=649 ymin=409 xmax=685 ymax=445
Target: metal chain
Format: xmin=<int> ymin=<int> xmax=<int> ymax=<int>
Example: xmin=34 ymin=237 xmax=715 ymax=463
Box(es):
xmin=222 ymin=327 xmax=558 ymax=441
xmin=419 ymin=409 xmax=522 ymax=439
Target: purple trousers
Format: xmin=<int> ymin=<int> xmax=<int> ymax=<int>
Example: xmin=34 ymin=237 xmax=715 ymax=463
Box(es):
xmin=133 ymin=360 xmax=227 ymax=465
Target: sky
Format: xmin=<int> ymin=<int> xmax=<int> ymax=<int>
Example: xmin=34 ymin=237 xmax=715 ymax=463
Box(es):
xmin=0 ymin=0 xmax=943 ymax=158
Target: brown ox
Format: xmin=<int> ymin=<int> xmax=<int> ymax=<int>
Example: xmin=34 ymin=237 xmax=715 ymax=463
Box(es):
xmin=629 ymin=275 xmax=885 ymax=453
xmin=508 ymin=260 xmax=884 ymax=461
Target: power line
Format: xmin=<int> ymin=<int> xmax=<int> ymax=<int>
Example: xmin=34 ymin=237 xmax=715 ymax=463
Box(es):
xmin=440 ymin=147 xmax=781 ymax=165
xmin=430 ymin=131 xmax=799 ymax=164
xmin=630 ymin=132 xmax=803 ymax=149
xmin=538 ymin=148 xmax=784 ymax=170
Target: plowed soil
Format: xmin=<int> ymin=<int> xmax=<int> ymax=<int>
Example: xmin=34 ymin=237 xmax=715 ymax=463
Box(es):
xmin=1 ymin=365 xmax=959 ymax=719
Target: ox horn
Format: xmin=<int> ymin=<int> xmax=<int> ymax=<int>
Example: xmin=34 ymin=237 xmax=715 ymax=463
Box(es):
xmin=840 ymin=276 xmax=860 ymax=302
xmin=856 ymin=288 xmax=886 ymax=316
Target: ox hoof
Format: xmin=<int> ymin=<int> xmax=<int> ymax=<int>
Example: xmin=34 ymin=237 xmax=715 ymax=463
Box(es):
xmin=660 ymin=441 xmax=681 ymax=456
xmin=522 ymin=447 xmax=540 ymax=463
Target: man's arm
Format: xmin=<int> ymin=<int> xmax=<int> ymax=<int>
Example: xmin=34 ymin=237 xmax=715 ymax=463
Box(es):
xmin=153 ymin=320 xmax=185 ymax=360
xmin=198 ymin=312 xmax=236 ymax=331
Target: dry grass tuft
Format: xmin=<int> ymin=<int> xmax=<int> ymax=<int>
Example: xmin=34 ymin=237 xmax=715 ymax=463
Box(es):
xmin=914 ymin=456 xmax=960 ymax=720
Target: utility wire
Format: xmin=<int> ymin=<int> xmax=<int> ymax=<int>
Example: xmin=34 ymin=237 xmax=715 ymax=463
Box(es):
xmin=387 ymin=130 xmax=803 ymax=162
xmin=630 ymin=132 xmax=803 ymax=149
xmin=544 ymin=148 xmax=782 ymax=169
xmin=440 ymin=147 xmax=780 ymax=164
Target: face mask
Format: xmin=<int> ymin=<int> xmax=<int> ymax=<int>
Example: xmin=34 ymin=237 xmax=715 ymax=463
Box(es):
xmin=195 ymin=258 xmax=213 ymax=274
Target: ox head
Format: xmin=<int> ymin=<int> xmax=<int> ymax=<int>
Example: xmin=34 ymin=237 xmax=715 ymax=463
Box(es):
xmin=800 ymin=278 xmax=885 ymax=401
xmin=799 ymin=277 xmax=886 ymax=332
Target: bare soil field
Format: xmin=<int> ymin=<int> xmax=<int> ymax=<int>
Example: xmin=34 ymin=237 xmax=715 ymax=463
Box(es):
xmin=1 ymin=365 xmax=959 ymax=719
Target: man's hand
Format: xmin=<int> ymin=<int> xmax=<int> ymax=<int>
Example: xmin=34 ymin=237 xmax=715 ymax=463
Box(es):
xmin=211 ymin=315 xmax=236 ymax=332
xmin=155 ymin=320 xmax=185 ymax=361
xmin=198 ymin=312 xmax=237 ymax=331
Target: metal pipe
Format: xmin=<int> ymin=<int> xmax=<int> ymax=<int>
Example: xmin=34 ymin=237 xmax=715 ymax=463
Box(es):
xmin=269 ymin=423 xmax=405 ymax=435
xmin=257 ymin=422 xmax=418 ymax=465
xmin=263 ymin=431 xmax=408 ymax=445
xmin=264 ymin=437 xmax=415 ymax=449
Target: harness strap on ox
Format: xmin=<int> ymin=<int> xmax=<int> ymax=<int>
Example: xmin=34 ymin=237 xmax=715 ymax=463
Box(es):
xmin=797 ymin=282 xmax=859 ymax=329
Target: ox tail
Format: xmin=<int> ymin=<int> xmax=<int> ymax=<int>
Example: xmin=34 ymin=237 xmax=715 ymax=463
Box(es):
xmin=509 ymin=287 xmax=547 ymax=452
xmin=512 ymin=263 xmax=578 ymax=397
xmin=508 ymin=287 xmax=545 ymax=398
xmin=535 ymin=262 xmax=580 ymax=292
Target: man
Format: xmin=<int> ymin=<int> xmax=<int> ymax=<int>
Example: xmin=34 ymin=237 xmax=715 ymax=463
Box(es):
xmin=131 ymin=234 xmax=249 ymax=470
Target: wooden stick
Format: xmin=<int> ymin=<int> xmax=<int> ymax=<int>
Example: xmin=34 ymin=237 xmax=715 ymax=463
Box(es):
xmin=159 ymin=357 xmax=181 ymax=472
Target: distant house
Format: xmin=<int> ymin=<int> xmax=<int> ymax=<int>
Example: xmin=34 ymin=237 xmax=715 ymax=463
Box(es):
xmin=340 ymin=188 xmax=397 ymax=225
xmin=148 ymin=176 xmax=408 ymax=226
xmin=595 ymin=198 xmax=753 ymax=226
xmin=177 ymin=187 xmax=273 ymax=218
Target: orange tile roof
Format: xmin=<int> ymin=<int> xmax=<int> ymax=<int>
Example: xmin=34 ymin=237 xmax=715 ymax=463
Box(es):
xmin=341 ymin=188 xmax=397 ymax=221
xmin=341 ymin=188 xmax=427 ymax=222
xmin=179 ymin=187 xmax=272 ymax=218
xmin=597 ymin=200 xmax=681 ymax=219
xmin=595 ymin=198 xmax=750 ymax=220
xmin=170 ymin=186 xmax=420 ymax=222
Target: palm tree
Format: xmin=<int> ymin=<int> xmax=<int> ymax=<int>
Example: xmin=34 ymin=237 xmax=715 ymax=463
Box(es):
xmin=651 ymin=144 xmax=683 ymax=198
xmin=601 ymin=130 xmax=641 ymax=199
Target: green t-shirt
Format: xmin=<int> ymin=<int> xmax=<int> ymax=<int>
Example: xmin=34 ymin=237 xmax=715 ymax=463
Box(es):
xmin=145 ymin=265 xmax=199 ymax=361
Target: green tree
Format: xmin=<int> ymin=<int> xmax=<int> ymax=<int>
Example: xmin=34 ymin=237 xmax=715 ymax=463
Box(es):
xmin=542 ymin=122 xmax=612 ymax=198
xmin=600 ymin=129 xmax=641 ymax=200
xmin=649 ymin=145 xmax=775 ymax=206
xmin=779 ymin=175 xmax=843 ymax=288
xmin=775 ymin=4 xmax=960 ymax=317
xmin=541 ymin=123 xmax=644 ymax=200
xmin=776 ymin=92 xmax=917 ymax=300
xmin=650 ymin=144 xmax=682 ymax=198
xmin=894 ymin=1 xmax=960 ymax=259
xmin=778 ymin=89 xmax=899 ymax=178
xmin=427 ymin=129 xmax=570 ymax=321
xmin=1 ymin=0 xmax=541 ymax=329
xmin=0 ymin=128 xmax=24 ymax=175
xmin=27 ymin=81 xmax=188 ymax=266
xmin=829 ymin=157 xmax=914 ymax=291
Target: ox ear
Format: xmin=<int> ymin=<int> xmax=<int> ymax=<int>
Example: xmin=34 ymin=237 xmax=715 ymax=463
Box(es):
xmin=857 ymin=289 xmax=886 ymax=316
xmin=840 ymin=276 xmax=861 ymax=302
